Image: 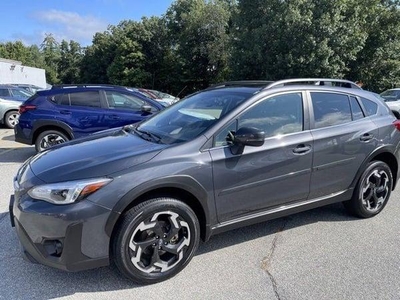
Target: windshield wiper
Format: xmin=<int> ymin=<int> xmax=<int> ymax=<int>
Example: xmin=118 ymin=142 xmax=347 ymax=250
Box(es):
xmin=133 ymin=127 xmax=162 ymax=143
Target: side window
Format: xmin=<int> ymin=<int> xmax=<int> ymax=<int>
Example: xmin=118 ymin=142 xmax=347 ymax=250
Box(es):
xmin=214 ymin=93 xmax=303 ymax=147
xmin=311 ymin=92 xmax=352 ymax=129
xmin=106 ymin=91 xmax=151 ymax=111
xmin=361 ymin=97 xmax=378 ymax=116
xmin=0 ymin=88 xmax=10 ymax=97
xmin=69 ymin=91 xmax=101 ymax=108
xmin=214 ymin=121 xmax=237 ymax=147
xmin=350 ymin=96 xmax=364 ymax=120
xmin=52 ymin=94 xmax=70 ymax=105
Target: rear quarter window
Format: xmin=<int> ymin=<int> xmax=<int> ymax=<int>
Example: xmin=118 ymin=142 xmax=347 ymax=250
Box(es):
xmin=361 ymin=98 xmax=378 ymax=116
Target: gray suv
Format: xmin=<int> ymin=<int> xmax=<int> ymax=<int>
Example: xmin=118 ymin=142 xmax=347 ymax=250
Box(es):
xmin=10 ymin=79 xmax=400 ymax=284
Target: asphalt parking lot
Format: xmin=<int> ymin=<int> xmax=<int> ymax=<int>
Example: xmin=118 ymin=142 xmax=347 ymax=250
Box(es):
xmin=1 ymin=126 xmax=400 ymax=299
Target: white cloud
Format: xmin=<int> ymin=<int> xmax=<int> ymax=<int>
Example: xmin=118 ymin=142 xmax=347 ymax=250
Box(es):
xmin=33 ymin=10 xmax=108 ymax=45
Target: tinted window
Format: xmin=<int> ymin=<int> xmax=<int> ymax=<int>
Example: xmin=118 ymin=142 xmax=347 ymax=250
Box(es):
xmin=350 ymin=97 xmax=364 ymax=120
xmin=239 ymin=93 xmax=303 ymax=137
xmin=361 ymin=98 xmax=378 ymax=116
xmin=311 ymin=92 xmax=352 ymax=128
xmin=106 ymin=91 xmax=151 ymax=111
xmin=214 ymin=93 xmax=303 ymax=146
xmin=0 ymin=88 xmax=10 ymax=97
xmin=69 ymin=92 xmax=101 ymax=107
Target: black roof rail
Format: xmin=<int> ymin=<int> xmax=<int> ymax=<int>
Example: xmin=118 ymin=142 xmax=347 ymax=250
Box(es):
xmin=209 ymin=80 xmax=274 ymax=89
xmin=264 ymin=78 xmax=361 ymax=90
xmin=51 ymin=84 xmax=125 ymax=90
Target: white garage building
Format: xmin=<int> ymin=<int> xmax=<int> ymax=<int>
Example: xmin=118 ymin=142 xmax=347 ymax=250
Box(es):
xmin=0 ymin=58 xmax=47 ymax=89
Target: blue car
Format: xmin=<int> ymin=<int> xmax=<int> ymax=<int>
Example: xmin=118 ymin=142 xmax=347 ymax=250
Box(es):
xmin=14 ymin=85 xmax=164 ymax=151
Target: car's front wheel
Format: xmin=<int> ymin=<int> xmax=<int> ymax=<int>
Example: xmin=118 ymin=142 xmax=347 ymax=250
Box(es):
xmin=35 ymin=130 xmax=69 ymax=152
xmin=112 ymin=198 xmax=200 ymax=284
xmin=344 ymin=161 xmax=393 ymax=218
xmin=5 ymin=110 xmax=19 ymax=129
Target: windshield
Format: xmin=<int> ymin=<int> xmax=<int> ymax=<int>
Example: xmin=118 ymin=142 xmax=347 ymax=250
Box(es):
xmin=13 ymin=88 xmax=33 ymax=98
xmin=380 ymin=90 xmax=400 ymax=101
xmin=137 ymin=89 xmax=255 ymax=144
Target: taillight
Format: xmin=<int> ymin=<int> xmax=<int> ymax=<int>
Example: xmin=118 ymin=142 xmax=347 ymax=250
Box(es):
xmin=393 ymin=120 xmax=400 ymax=131
xmin=19 ymin=104 xmax=36 ymax=114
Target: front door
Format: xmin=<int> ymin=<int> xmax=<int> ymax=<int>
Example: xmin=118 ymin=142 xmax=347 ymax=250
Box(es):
xmin=209 ymin=92 xmax=313 ymax=223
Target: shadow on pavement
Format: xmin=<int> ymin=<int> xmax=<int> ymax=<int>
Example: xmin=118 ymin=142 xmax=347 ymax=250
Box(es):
xmin=0 ymin=147 xmax=35 ymax=163
xmin=0 ymin=202 xmax=356 ymax=299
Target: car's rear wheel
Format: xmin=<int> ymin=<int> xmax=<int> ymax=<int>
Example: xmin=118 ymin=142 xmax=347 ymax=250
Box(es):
xmin=35 ymin=130 xmax=69 ymax=152
xmin=112 ymin=198 xmax=200 ymax=284
xmin=343 ymin=161 xmax=393 ymax=218
xmin=4 ymin=110 xmax=19 ymax=129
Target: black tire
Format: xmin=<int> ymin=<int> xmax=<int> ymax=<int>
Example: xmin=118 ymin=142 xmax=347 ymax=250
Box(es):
xmin=4 ymin=110 xmax=19 ymax=129
xmin=35 ymin=130 xmax=69 ymax=152
xmin=112 ymin=198 xmax=200 ymax=284
xmin=343 ymin=161 xmax=393 ymax=218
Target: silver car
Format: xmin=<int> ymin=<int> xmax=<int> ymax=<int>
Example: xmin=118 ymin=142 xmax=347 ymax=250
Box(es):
xmin=0 ymin=85 xmax=32 ymax=128
xmin=380 ymin=88 xmax=400 ymax=112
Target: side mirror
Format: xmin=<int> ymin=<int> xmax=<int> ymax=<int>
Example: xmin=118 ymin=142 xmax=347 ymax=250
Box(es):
xmin=230 ymin=127 xmax=265 ymax=155
xmin=141 ymin=105 xmax=152 ymax=113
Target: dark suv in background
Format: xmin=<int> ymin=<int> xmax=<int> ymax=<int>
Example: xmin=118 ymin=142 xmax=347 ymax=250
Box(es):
xmin=14 ymin=85 xmax=164 ymax=151
xmin=10 ymin=78 xmax=400 ymax=284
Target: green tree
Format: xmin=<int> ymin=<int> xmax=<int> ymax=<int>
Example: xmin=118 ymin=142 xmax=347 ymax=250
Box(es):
xmin=165 ymin=0 xmax=232 ymax=93
xmin=347 ymin=0 xmax=400 ymax=92
xmin=230 ymin=0 xmax=368 ymax=80
xmin=40 ymin=34 xmax=61 ymax=84
xmin=58 ymin=40 xmax=83 ymax=84
xmin=80 ymin=27 xmax=117 ymax=83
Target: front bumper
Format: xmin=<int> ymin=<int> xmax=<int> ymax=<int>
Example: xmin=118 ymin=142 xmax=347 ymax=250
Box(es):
xmin=10 ymin=193 xmax=113 ymax=272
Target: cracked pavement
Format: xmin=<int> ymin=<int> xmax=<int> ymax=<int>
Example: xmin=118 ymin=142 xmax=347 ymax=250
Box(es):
xmin=1 ymin=127 xmax=400 ymax=299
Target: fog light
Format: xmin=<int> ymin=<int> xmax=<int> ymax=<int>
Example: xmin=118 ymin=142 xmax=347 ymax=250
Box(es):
xmin=43 ymin=240 xmax=63 ymax=257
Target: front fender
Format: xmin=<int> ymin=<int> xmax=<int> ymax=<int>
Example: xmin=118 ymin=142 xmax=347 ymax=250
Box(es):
xmin=105 ymin=175 xmax=212 ymax=240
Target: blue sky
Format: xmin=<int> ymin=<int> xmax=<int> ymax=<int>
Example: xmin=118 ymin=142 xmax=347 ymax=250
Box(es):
xmin=1 ymin=0 xmax=175 ymax=46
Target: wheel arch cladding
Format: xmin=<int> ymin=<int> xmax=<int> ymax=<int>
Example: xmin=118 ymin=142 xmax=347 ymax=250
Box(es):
xmin=371 ymin=152 xmax=398 ymax=189
xmin=106 ymin=182 xmax=210 ymax=243
xmin=352 ymin=148 xmax=398 ymax=191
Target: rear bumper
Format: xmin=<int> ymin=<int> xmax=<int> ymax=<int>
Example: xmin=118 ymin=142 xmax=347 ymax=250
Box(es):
xmin=14 ymin=123 xmax=32 ymax=145
xmin=10 ymin=193 xmax=112 ymax=272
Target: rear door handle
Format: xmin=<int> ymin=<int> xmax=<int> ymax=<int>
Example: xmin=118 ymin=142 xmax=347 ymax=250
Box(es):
xmin=60 ymin=110 xmax=71 ymax=115
xmin=293 ymin=144 xmax=312 ymax=154
xmin=109 ymin=115 xmax=120 ymax=120
xmin=360 ymin=133 xmax=374 ymax=142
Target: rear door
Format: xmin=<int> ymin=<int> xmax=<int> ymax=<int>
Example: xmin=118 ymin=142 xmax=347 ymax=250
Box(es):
xmin=308 ymin=91 xmax=379 ymax=199
xmin=54 ymin=91 xmax=108 ymax=138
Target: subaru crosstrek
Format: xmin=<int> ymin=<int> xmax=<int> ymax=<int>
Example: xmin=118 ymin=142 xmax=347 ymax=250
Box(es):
xmin=10 ymin=79 xmax=400 ymax=284
xmin=14 ymin=85 xmax=164 ymax=151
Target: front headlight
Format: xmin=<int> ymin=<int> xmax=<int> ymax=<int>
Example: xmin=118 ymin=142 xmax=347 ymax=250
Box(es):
xmin=28 ymin=178 xmax=112 ymax=205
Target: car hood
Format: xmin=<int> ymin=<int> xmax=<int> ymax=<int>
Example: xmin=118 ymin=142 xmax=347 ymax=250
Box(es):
xmin=29 ymin=128 xmax=167 ymax=183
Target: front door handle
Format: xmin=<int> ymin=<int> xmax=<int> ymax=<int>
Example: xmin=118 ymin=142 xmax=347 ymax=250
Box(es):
xmin=293 ymin=144 xmax=312 ymax=154
xmin=109 ymin=115 xmax=120 ymax=120
xmin=360 ymin=133 xmax=374 ymax=142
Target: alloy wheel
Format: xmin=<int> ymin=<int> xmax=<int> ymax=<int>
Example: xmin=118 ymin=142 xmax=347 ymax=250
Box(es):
xmin=128 ymin=211 xmax=191 ymax=274
xmin=39 ymin=134 xmax=67 ymax=150
xmin=361 ymin=169 xmax=390 ymax=213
